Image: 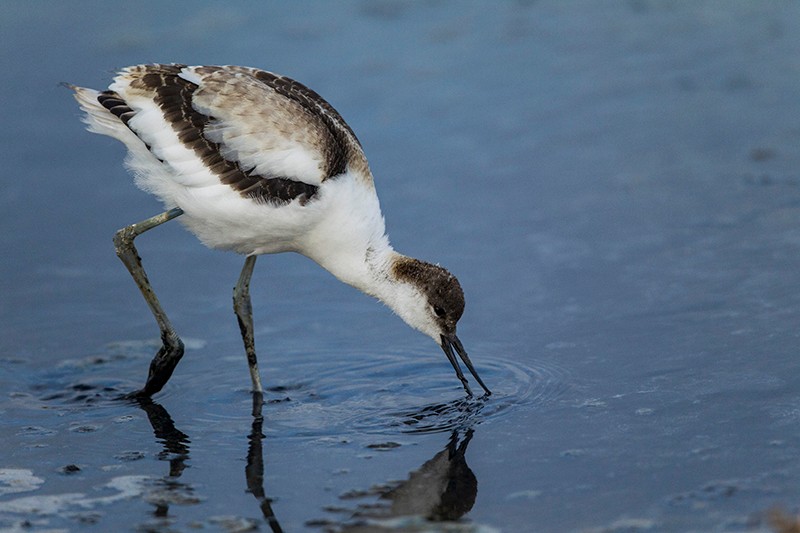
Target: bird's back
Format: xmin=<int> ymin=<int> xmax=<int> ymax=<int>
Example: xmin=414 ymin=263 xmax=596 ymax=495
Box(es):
xmin=72 ymin=64 xmax=377 ymax=254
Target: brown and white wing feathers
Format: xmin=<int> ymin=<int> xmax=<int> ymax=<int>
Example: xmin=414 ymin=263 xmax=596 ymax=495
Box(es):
xmin=181 ymin=65 xmax=369 ymax=185
xmin=102 ymin=64 xmax=369 ymax=205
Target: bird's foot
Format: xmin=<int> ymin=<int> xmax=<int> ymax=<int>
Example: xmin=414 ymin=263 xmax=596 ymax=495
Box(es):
xmin=126 ymin=333 xmax=185 ymax=398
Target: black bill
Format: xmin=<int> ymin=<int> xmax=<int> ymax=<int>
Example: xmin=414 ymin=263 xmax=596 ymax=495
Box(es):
xmin=440 ymin=334 xmax=492 ymax=397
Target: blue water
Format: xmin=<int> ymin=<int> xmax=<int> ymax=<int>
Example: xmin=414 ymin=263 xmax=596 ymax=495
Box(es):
xmin=2 ymin=1 xmax=800 ymax=531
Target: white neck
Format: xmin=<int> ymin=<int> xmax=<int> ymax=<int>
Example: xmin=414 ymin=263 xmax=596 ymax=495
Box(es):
xmin=297 ymin=172 xmax=435 ymax=338
xmin=308 ymin=228 xmax=402 ymax=303
xmin=298 ymin=173 xmax=403 ymax=304
xmin=333 ymin=243 xmax=435 ymax=339
xmin=303 ymin=220 xmax=439 ymax=341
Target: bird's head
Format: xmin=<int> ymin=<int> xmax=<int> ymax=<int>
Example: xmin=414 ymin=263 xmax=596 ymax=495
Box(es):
xmin=388 ymin=257 xmax=491 ymax=397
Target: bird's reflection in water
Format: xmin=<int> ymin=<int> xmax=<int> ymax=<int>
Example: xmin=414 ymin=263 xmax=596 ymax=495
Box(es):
xmin=135 ymin=394 xmax=479 ymax=531
xmin=134 ymin=397 xmax=195 ymax=521
xmin=328 ymin=429 xmax=479 ymax=531
xmin=384 ymin=430 xmax=476 ymax=521
xmin=247 ymin=392 xmax=284 ymax=532
xmin=244 ymin=394 xmax=480 ymax=532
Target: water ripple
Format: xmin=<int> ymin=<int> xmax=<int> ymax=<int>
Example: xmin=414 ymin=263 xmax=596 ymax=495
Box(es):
xmin=23 ymin=344 xmax=568 ymax=438
xmin=255 ymin=350 xmax=568 ymax=436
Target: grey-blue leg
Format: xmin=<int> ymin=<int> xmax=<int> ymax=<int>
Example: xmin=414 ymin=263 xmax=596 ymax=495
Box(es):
xmin=114 ymin=207 xmax=185 ymax=397
xmin=233 ymin=255 xmax=264 ymax=392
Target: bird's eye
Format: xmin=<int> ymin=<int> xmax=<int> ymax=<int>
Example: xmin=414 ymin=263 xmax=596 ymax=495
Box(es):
xmin=433 ymin=305 xmax=446 ymax=318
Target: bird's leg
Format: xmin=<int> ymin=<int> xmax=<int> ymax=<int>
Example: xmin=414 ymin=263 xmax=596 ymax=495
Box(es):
xmin=233 ymin=255 xmax=264 ymax=392
xmin=114 ymin=207 xmax=185 ymax=398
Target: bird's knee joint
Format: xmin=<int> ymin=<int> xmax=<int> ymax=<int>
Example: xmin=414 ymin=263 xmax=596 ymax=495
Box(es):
xmin=161 ymin=331 xmax=184 ymax=351
xmin=113 ymin=226 xmax=136 ymax=251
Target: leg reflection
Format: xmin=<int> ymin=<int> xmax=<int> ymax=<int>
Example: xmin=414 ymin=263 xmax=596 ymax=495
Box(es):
xmin=137 ymin=397 xmax=190 ymax=475
xmin=134 ymin=397 xmax=194 ymax=521
xmin=246 ymin=392 xmax=284 ymax=533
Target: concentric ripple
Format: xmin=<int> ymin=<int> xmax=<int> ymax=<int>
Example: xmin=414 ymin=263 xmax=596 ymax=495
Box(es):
xmin=21 ymin=342 xmax=569 ymax=438
xmin=255 ymin=349 xmax=569 ymax=436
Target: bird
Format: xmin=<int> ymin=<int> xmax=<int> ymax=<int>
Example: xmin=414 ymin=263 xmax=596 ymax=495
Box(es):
xmin=69 ymin=63 xmax=490 ymax=399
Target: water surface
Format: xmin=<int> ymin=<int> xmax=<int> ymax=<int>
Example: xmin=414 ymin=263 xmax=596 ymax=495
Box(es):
xmin=2 ymin=1 xmax=800 ymax=531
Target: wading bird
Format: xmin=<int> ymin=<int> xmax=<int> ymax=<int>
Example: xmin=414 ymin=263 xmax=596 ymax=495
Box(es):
xmin=70 ymin=64 xmax=490 ymax=398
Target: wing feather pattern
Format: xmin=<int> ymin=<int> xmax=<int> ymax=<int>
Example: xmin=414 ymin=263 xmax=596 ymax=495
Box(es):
xmin=107 ymin=64 xmax=370 ymax=206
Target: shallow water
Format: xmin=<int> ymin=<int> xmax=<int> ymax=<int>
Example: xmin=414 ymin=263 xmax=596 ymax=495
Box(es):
xmin=3 ymin=1 xmax=800 ymax=531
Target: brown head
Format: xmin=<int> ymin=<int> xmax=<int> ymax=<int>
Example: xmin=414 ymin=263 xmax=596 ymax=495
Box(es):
xmin=390 ymin=257 xmax=491 ymax=397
